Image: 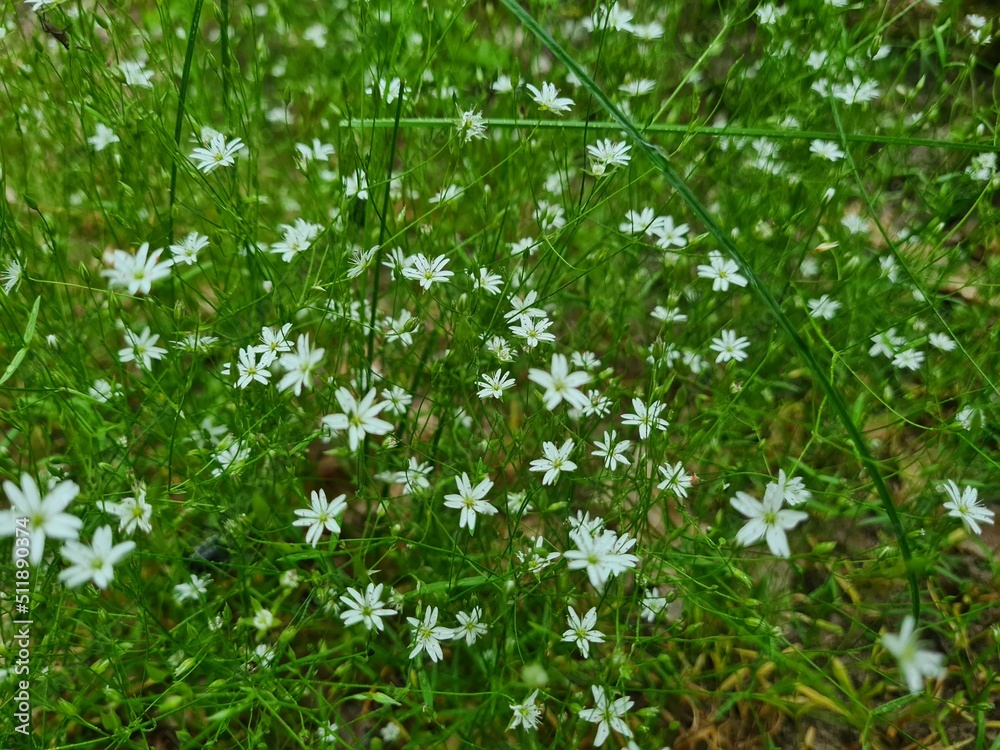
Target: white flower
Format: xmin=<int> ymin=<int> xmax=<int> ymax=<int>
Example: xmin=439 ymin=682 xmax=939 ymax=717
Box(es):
xmin=562 ymin=606 xmax=605 ymax=658
xmin=0 ymin=475 xmax=82 ymax=565
xmin=120 ymin=60 xmax=153 ymax=88
xmin=97 ymin=483 xmax=153 ymax=535
xmin=656 ymin=462 xmax=692 ymax=498
xmin=443 ymin=473 xmax=497 ymax=534
xmin=583 ymin=2 xmax=634 ymax=32
xmin=1 ymin=259 xmax=23 ymax=295
xmin=407 ymin=606 xmax=453 ymax=662
xmin=528 ymin=353 xmax=591 ymax=411
xmin=809 ymin=139 xmax=845 ymax=161
xmin=339 ymin=582 xmax=397 ymax=632
xmin=119 ymin=327 xmax=168 ymax=369
xmin=730 ymin=485 xmax=808 ymax=558
xmin=293 ymin=489 xmax=347 ymax=547
xmin=869 ymin=328 xmax=906 ymax=358
xmin=58 ymin=525 xmax=135 ymax=589
xmin=295 ymin=138 xmax=335 ymax=163
xmin=939 ymin=480 xmax=994 ymax=536
xmin=807 ymin=294 xmax=841 ymax=320
xmin=618 ymin=79 xmax=656 ymax=96
xmin=173 ymin=574 xmax=210 ymax=604
xmin=477 ymin=369 xmax=516 ymax=400
xmin=344 ymin=169 xmax=369 ymax=200
xmin=525 ymin=82 xmax=575 ymax=114
xmin=236 ymin=347 xmax=271 ymax=389
xmin=317 ymin=721 xmax=339 ymax=745
xmin=518 ymin=535 xmax=561 ymax=575
xmin=966 ymin=152 xmax=997 ymax=182
xmin=619 ymin=207 xmax=657 ymax=235
xmin=470 ymin=267 xmax=503 ymax=294
xmin=529 ymin=439 xmax=577 ymax=486
xmin=640 ymin=587 xmax=668 ymax=623
xmin=366 ymin=76 xmax=406 ymax=104
xmin=697 ymin=251 xmax=747 ymax=292
xmin=321 ymin=387 xmax=393 ymax=451
xmin=649 ymin=215 xmax=690 ymax=249
xmin=564 ymin=526 xmax=639 ymax=589
xmin=587 ymin=139 xmax=631 ymax=172
xmin=456 ymin=109 xmax=487 ymax=143
xmin=771 ymin=470 xmax=812 ymax=506
xmin=508 ymin=690 xmax=542 ymax=731
xmin=429 ymin=184 xmax=464 ymax=204
xmin=453 ymin=606 xmax=488 ymax=646
xmin=254 ymin=323 xmax=293 ymax=364
xmin=510 ymin=314 xmax=556 ymax=349
xmin=710 ymin=329 xmax=750 ymax=363
xmin=955 ymin=406 xmax=980 ymax=431
xmin=928 ymin=332 xmax=956 ymax=351
xmin=891 ymin=349 xmax=924 ymax=371
xmin=402 ymin=253 xmax=453 ymax=290
xmin=592 ymin=431 xmax=630 ymax=472
xmin=493 ymin=75 xmax=514 ymax=93
xmin=189 ymin=133 xmax=245 ymax=173
xmin=170 ymin=232 xmax=210 ymax=265
xmin=621 ymin=398 xmax=669 ymax=440
xmin=211 ymin=439 xmax=250 ymax=477
xmin=882 ymin=616 xmax=946 ymax=693
xmin=578 ymin=685 xmax=634 ymax=747
xmin=88 ymin=123 xmax=120 ymax=152
xmin=252 ymin=608 xmax=280 ymax=633
xmin=102 ymin=243 xmax=173 ymax=296
xmin=276 ymin=333 xmax=325 ymax=396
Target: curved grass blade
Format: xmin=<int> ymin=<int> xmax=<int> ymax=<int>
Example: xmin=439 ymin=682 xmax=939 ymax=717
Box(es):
xmin=500 ymin=0 xmax=920 ymax=620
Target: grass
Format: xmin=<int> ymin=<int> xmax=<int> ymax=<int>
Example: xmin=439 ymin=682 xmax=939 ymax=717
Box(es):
xmin=1 ymin=0 xmax=999 ymax=748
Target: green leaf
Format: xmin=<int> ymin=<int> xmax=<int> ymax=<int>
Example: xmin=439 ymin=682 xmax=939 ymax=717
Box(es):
xmin=23 ymin=296 xmax=40 ymax=346
xmin=0 ymin=349 xmax=28 ymax=387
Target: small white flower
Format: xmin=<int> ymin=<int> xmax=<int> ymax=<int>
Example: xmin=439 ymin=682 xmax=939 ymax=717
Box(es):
xmin=928 ymin=332 xmax=955 ymax=351
xmin=730 ymin=485 xmax=808 ymax=558
xmin=525 ymin=82 xmax=575 ymax=114
xmin=477 ymin=369 xmax=516 ymax=400
xmin=189 ymin=133 xmax=245 ymax=174
xmin=453 ymin=606 xmax=488 ymax=646
xmin=527 ymin=353 xmax=591 ymax=411
xmin=891 ymin=349 xmax=925 ymax=371
xmin=58 ymin=525 xmax=135 ymax=589
xmin=88 ymin=123 xmax=120 ymax=152
xmin=562 ymin=606 xmax=605 ymax=658
xmin=710 ymin=329 xmax=750 ymax=363
xmin=339 ymin=582 xmax=397 ymax=632
xmin=456 ymin=109 xmax=487 ymax=143
xmin=809 ymin=139 xmax=845 ymax=161
xmin=293 ymin=489 xmax=347 ymax=547
xmin=697 ymin=251 xmax=747 ymax=292
xmin=882 ymin=616 xmax=946 ymax=694
xmin=621 ymin=398 xmax=669 ymax=440
xmin=656 ymin=462 xmax=692 ymax=498
xmin=578 ymin=685 xmax=634 ymax=747
xmin=443 ymin=473 xmax=497 ymax=534
xmin=407 ymin=606 xmax=453 ymax=662
xmin=807 ymin=294 xmax=841 ymax=320
xmin=508 ymin=689 xmax=542 ymax=731
xmin=529 ymin=439 xmax=577 ymax=486
xmin=592 ymin=431 xmax=630 ymax=472
xmin=939 ymin=480 xmax=994 ymax=536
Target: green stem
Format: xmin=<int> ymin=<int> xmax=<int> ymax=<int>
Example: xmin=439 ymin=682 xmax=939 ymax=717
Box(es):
xmin=167 ymin=0 xmax=204 ymax=244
